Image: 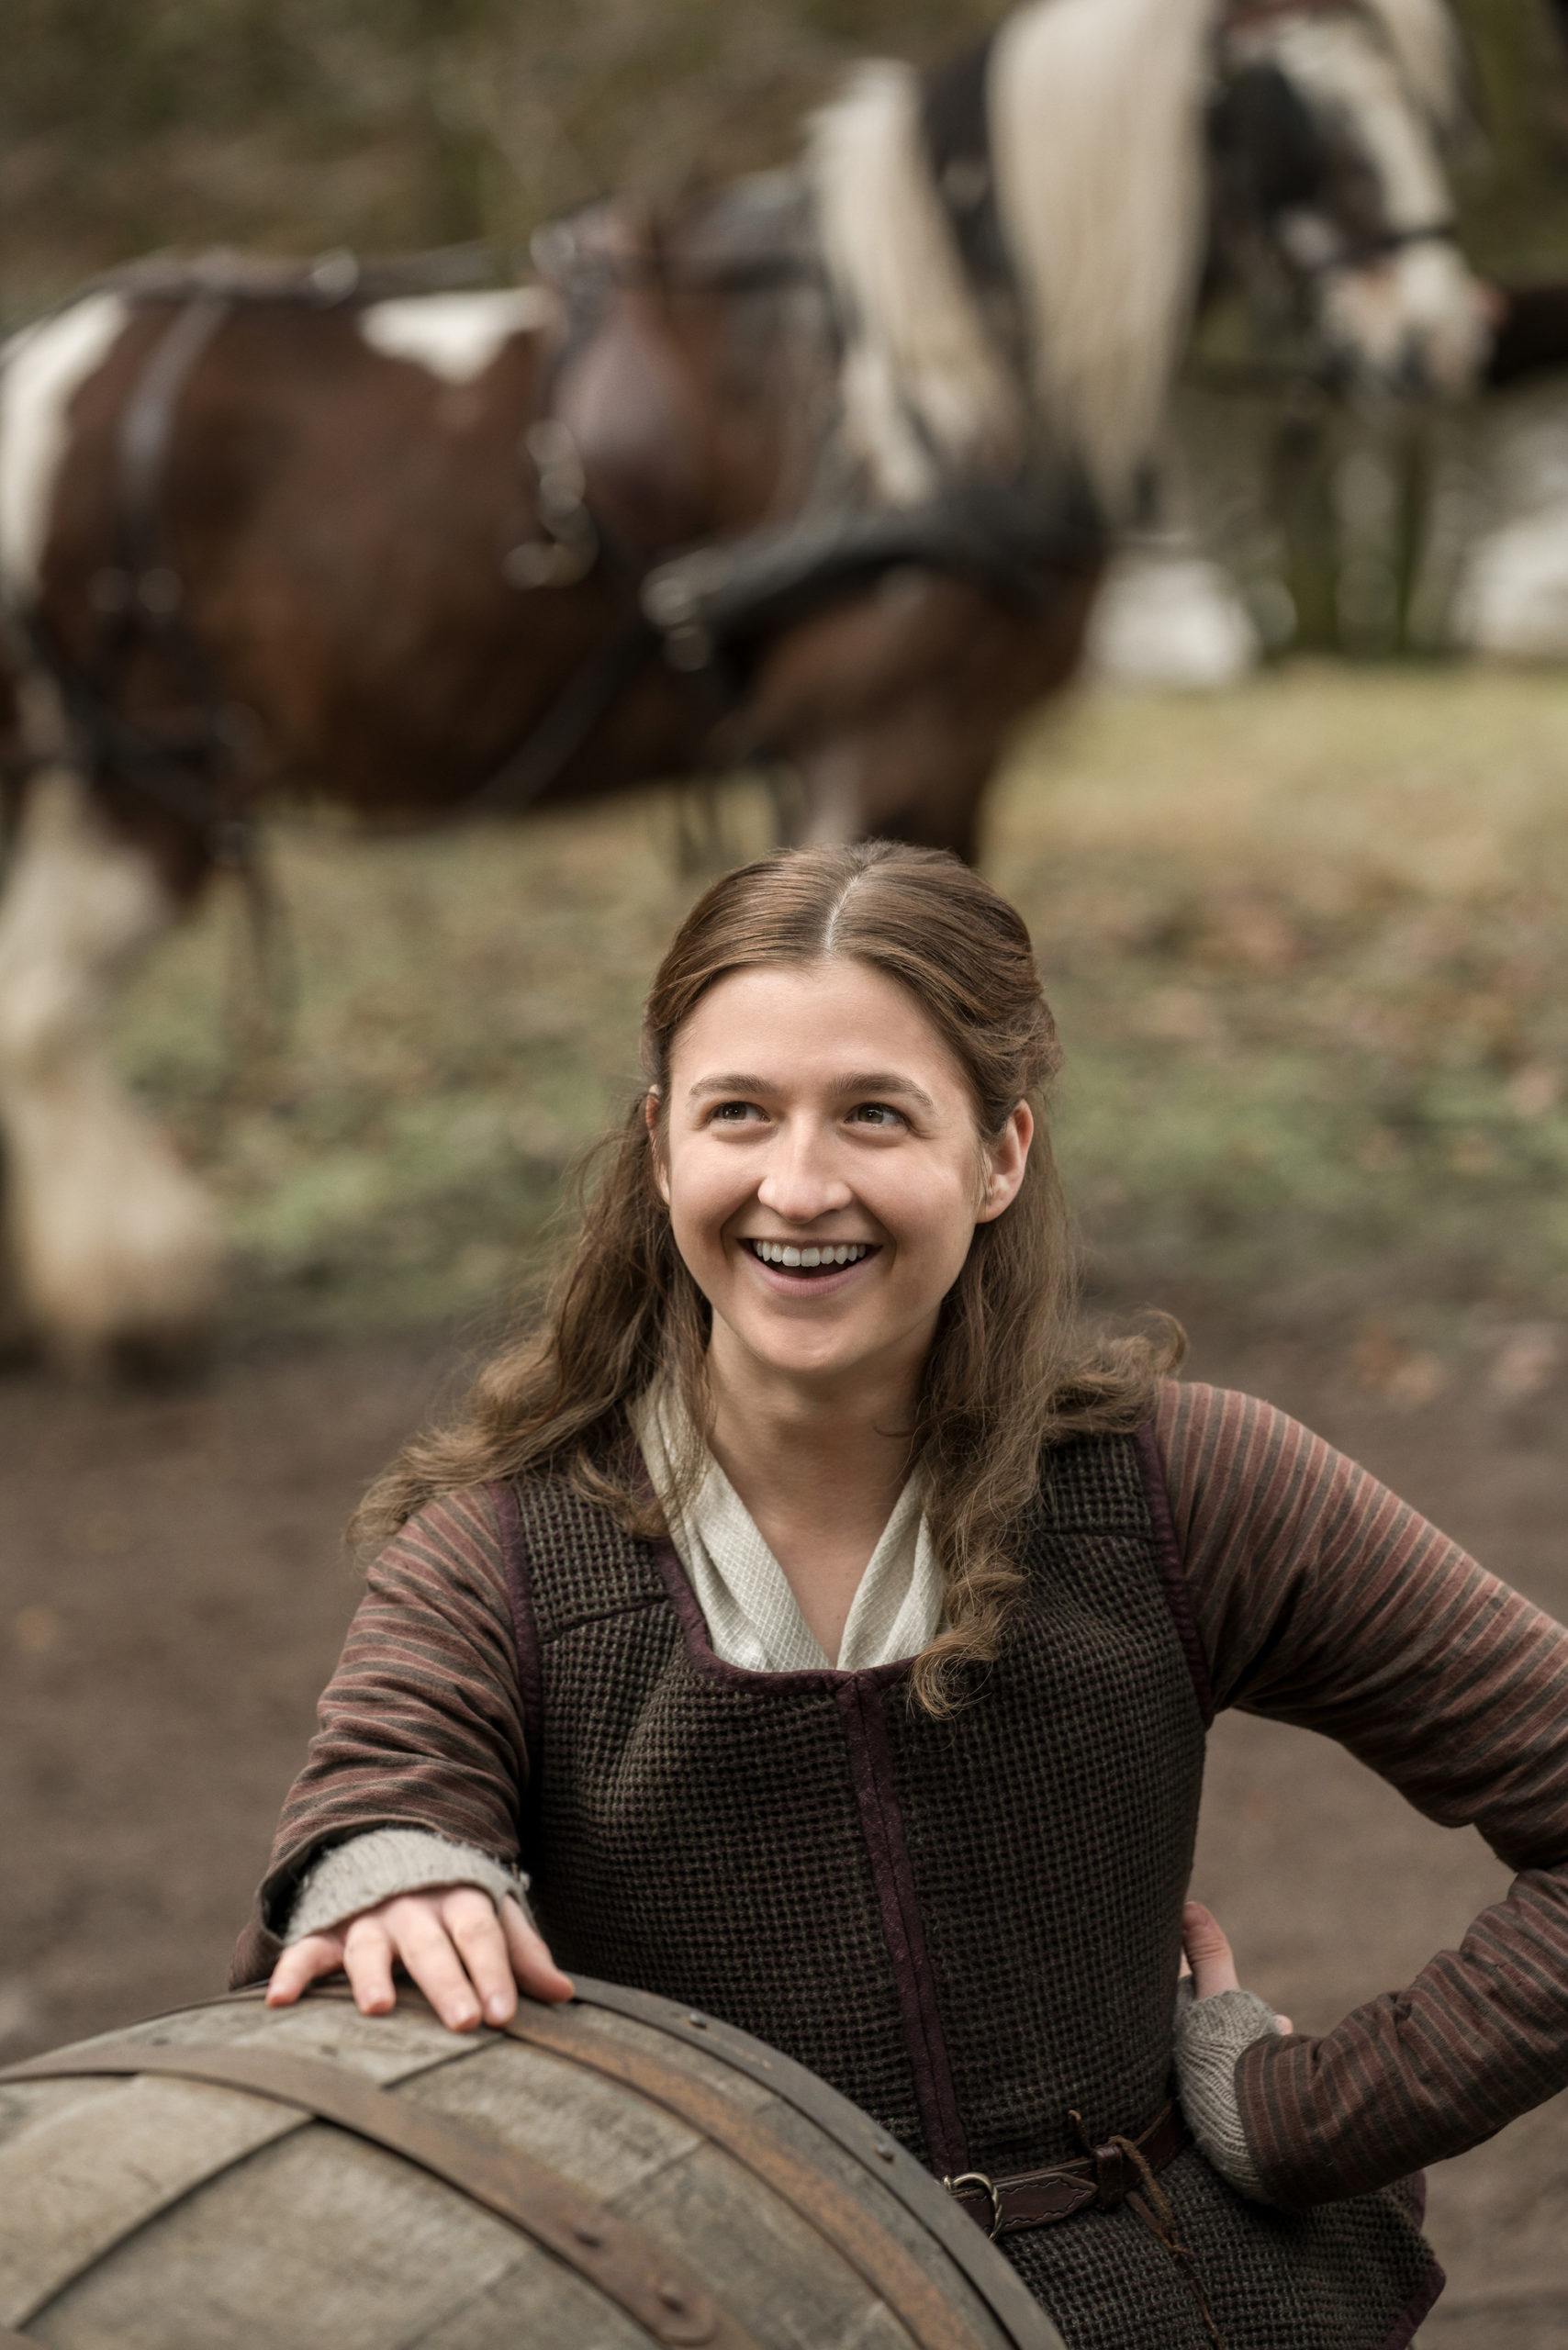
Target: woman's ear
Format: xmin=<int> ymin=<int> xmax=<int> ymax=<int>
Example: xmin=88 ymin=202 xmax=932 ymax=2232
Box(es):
xmin=645 ymin=1090 xmax=671 ymax=1204
xmin=976 ymin=1102 xmax=1034 ymax=1224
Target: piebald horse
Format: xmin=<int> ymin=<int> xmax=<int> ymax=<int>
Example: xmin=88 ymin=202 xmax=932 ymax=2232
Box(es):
xmin=0 ymin=0 xmax=1491 ymax=1368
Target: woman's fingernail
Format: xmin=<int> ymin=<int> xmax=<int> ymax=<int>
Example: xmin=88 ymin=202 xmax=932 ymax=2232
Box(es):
xmin=487 ymin=1994 xmax=509 ymax=2021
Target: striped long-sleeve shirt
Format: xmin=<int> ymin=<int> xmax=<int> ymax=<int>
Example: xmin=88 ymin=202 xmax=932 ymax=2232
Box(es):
xmin=232 ymin=1382 xmax=1568 ymax=2209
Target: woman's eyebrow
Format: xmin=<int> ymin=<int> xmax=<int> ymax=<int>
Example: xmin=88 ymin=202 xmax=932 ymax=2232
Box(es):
xmin=685 ymin=1069 xmax=936 ymax=1111
xmin=687 ymin=1072 xmax=770 ymax=1100
xmin=835 ymin=1071 xmax=937 ymax=1112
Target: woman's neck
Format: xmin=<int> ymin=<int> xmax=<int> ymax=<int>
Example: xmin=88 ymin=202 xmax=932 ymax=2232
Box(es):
xmin=701 ymin=1331 xmax=921 ymax=1662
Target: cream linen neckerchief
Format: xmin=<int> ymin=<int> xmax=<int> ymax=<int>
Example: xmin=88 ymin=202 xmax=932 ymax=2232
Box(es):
xmin=630 ymin=1385 xmax=944 ymax=1672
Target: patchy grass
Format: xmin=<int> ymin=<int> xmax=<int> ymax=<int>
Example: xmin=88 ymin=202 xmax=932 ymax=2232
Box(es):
xmin=990 ymin=665 xmax=1568 ymax=1337
xmin=109 ymin=665 xmax=1568 ymax=1358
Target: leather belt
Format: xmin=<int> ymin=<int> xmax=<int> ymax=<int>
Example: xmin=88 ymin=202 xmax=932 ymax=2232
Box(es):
xmin=943 ymin=2102 xmax=1187 ymax=2238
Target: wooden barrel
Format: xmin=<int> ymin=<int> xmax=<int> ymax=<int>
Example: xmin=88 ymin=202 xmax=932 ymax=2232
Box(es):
xmin=0 ymin=1977 xmax=1066 ymax=2350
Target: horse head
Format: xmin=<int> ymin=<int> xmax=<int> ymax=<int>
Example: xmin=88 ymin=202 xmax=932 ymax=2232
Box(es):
xmin=1207 ymin=0 xmax=1492 ymax=400
xmin=815 ymin=0 xmax=1489 ymax=522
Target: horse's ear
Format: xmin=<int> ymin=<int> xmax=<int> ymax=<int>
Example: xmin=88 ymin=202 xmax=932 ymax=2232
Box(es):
xmin=1208 ymin=62 xmax=1326 ymax=216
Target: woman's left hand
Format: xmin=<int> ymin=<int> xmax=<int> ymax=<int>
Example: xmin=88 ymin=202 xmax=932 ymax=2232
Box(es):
xmin=1181 ymin=1900 xmax=1293 ymax=2034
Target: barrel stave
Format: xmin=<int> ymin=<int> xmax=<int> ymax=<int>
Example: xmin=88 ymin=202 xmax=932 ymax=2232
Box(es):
xmin=31 ymin=2123 xmax=542 ymax=2350
xmin=0 ymin=2076 xmax=123 ymax=2158
xmin=506 ymin=1998 xmax=1023 ymax=2350
xmin=389 ymin=2033 xmax=927 ymax=2348
xmin=415 ymin=2036 xmax=709 ymax=2202
xmin=614 ymin=2137 xmax=918 ymax=2349
xmin=0 ymin=2076 xmax=305 ymax=2332
xmin=399 ymin=2251 xmax=673 ymax=2350
xmin=119 ymin=1993 xmax=468 ymax=2079
xmin=759 ymin=2099 xmax=1015 ymax=2350
xmin=1 ymin=2002 xmax=487 ymax=2338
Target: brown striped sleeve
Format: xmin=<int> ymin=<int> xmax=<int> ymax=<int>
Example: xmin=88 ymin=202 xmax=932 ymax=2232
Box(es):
xmin=230 ymin=1486 xmax=525 ymax=1986
xmin=1155 ymin=1380 xmax=1568 ymax=2208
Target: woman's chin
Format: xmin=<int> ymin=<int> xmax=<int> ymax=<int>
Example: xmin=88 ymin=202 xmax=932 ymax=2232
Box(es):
xmin=719 ymin=1315 xmax=878 ymax=1390
xmin=746 ymin=1340 xmax=866 ymax=1386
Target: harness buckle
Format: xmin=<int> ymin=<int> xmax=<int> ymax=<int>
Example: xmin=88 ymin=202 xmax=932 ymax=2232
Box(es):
xmin=943 ymin=2170 xmax=1002 ymax=2239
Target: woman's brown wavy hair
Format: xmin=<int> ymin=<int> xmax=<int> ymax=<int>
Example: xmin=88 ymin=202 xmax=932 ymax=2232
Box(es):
xmin=354 ymin=840 xmax=1180 ymax=1715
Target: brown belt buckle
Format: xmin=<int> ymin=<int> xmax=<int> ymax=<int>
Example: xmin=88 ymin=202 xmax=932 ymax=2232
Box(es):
xmin=943 ymin=2169 xmax=1002 ymax=2239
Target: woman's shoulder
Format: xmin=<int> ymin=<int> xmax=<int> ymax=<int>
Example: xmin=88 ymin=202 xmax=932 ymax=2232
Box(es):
xmin=1031 ymin=1381 xmax=1317 ymax=1520
xmin=365 ymin=1466 xmax=649 ymax=1651
xmin=1150 ymin=1376 xmax=1309 ymax=1472
xmin=395 ymin=1455 xmax=616 ymax=1535
xmin=1037 ymin=1379 xmax=1282 ymax=1465
xmin=1148 ymin=1378 xmax=1398 ymax=1604
xmin=369 ymin=1480 xmax=514 ymax=1602
xmin=407 ymin=1459 xmax=655 ymax=1574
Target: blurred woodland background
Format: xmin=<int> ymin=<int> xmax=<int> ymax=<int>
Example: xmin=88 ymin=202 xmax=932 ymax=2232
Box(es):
xmin=7 ymin=0 xmax=1568 ymax=316
xmin=11 ymin=0 xmax=1568 ymax=675
xmin=6 ymin=0 xmax=1568 ymax=1363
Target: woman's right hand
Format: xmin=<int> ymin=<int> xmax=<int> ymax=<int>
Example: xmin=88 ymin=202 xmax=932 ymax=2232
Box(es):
xmin=265 ymin=1886 xmax=574 ymax=2031
xmin=1182 ymin=1900 xmax=1292 ymax=2035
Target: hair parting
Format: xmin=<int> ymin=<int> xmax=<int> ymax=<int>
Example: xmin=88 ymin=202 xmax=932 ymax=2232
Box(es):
xmin=353 ymin=841 xmax=1182 ymax=1716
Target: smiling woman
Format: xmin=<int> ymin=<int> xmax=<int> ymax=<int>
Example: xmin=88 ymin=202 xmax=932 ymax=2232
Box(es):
xmin=649 ymin=955 xmax=1037 ymax=1666
xmin=343 ymin=842 xmax=1164 ymax=1713
xmin=235 ymin=844 xmax=1568 ymax=2350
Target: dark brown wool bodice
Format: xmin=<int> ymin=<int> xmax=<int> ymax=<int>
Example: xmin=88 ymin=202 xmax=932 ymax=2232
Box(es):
xmin=498 ymin=1430 xmax=1437 ymax=2350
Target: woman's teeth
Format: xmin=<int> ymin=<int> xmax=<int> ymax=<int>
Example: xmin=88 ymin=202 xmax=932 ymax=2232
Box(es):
xmin=748 ymin=1240 xmax=869 ymax=1269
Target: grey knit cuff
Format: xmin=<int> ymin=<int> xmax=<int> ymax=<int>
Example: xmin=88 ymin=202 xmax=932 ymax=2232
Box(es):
xmin=284 ymin=1828 xmax=530 ymax=1944
xmin=1172 ymin=1976 xmax=1282 ymax=2202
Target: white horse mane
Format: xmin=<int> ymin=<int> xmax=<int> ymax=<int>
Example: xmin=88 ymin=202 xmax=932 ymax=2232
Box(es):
xmin=808 ymin=62 xmax=1027 ymax=506
xmin=990 ymin=0 xmax=1216 ymax=515
xmin=809 ymin=0 xmax=1465 ymax=516
xmin=1360 ymin=0 xmax=1468 ymax=133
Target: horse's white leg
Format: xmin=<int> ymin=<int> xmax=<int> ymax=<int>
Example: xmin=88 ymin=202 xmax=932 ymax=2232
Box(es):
xmin=0 ymin=761 xmax=222 ymax=1368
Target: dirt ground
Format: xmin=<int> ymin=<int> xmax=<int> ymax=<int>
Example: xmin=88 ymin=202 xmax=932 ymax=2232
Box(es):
xmin=2 ymin=1313 xmax=1565 ymax=2345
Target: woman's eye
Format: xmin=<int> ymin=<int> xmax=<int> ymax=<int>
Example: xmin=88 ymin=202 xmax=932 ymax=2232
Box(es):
xmin=710 ymin=1101 xmax=762 ymax=1124
xmin=849 ymin=1102 xmax=904 ymax=1128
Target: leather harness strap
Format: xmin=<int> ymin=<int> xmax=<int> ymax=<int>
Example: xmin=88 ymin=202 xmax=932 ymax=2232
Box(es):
xmin=116 ymin=294 xmax=233 ymax=615
xmin=77 ymin=292 xmax=260 ymax=868
xmin=448 ymin=613 xmax=655 ymax=823
xmin=944 ymin=2102 xmax=1188 ymax=2239
xmin=0 ymin=2042 xmax=756 ymax=2350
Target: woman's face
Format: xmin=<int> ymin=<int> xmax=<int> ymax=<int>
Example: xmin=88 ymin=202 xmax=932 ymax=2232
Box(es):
xmin=653 ymin=959 xmax=1032 ymax=1400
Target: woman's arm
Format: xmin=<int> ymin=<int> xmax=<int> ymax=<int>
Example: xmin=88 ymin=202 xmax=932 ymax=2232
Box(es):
xmin=231 ymin=1486 xmax=570 ymax=2020
xmin=284 ymin=1824 xmax=526 ymax=1942
xmin=1158 ymin=1381 xmax=1568 ymax=2210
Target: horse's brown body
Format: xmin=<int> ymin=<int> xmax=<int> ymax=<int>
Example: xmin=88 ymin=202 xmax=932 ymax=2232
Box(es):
xmin=15 ymin=213 xmax=1097 ymax=901
xmin=39 ymin=297 xmax=686 ymax=849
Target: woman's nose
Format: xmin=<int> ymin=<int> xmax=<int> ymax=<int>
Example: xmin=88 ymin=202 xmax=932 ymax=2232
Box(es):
xmin=755 ymin=1126 xmax=853 ymax=1222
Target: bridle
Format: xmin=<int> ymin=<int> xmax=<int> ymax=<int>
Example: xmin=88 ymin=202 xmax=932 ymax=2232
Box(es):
xmin=1216 ymin=0 xmax=1462 ymax=278
xmin=1224 ymin=0 xmax=1400 ymax=27
xmin=1291 ymin=219 xmax=1461 ymax=277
